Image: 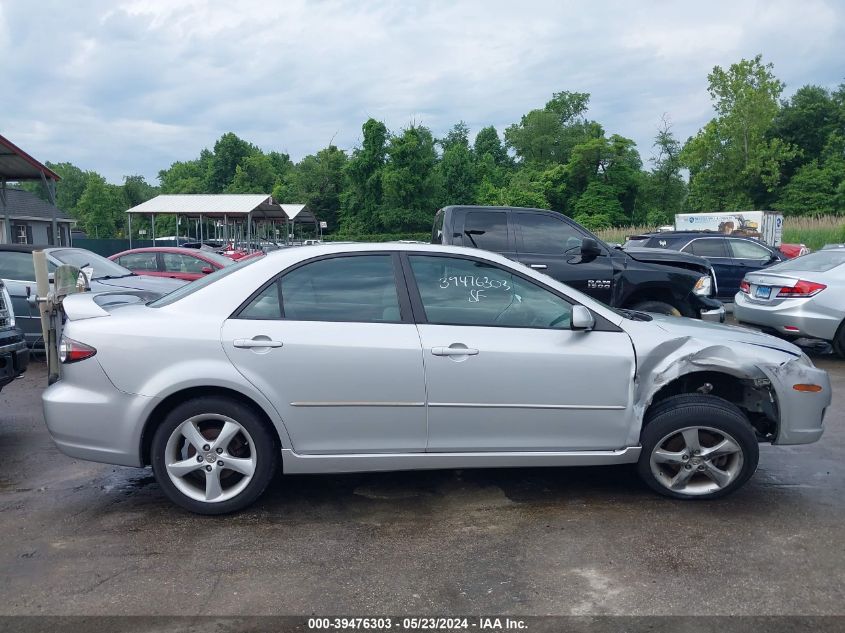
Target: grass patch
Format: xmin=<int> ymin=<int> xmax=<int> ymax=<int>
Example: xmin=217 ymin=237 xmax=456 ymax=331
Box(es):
xmin=595 ymin=216 xmax=845 ymax=250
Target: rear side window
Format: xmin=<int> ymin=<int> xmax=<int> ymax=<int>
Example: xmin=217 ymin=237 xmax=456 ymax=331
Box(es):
xmin=517 ymin=214 xmax=585 ymax=254
xmin=684 ymin=238 xmax=728 ymax=257
xmin=463 ymin=211 xmax=509 ymax=251
xmin=280 ymin=255 xmax=400 ymax=323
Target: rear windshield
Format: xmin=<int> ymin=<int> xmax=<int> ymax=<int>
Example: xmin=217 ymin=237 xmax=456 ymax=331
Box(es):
xmin=768 ymin=250 xmax=845 ymax=273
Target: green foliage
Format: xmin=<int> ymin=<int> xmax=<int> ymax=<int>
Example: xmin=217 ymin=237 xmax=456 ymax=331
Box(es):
xmin=31 ymin=61 xmax=845 ymax=241
xmin=380 ymin=124 xmax=441 ymax=232
xmin=76 ymin=175 xmax=126 ymax=238
xmin=339 ymin=118 xmax=389 ymax=234
xmin=682 ymin=54 xmax=799 ymax=211
xmin=280 ymin=146 xmax=347 ymax=231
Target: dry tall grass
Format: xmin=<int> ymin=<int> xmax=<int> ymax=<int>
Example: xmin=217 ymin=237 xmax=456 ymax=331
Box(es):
xmin=596 ymin=216 xmax=845 ymax=250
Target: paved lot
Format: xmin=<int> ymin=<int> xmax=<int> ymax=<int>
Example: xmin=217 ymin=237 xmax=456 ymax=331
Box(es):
xmin=1 ymin=350 xmax=843 ymax=617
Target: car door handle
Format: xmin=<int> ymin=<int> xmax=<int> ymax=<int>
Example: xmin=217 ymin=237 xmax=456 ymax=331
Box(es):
xmin=431 ymin=346 xmax=479 ymax=356
xmin=233 ymin=338 xmax=283 ymax=348
xmin=529 ymin=264 xmax=547 ymax=270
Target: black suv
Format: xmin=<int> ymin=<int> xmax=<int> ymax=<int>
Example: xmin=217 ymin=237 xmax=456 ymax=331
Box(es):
xmin=0 ymin=277 xmax=28 ymax=393
xmin=432 ymin=206 xmax=724 ymax=320
xmin=624 ymin=231 xmax=784 ymax=301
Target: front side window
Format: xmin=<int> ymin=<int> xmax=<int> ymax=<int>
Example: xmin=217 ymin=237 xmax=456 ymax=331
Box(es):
xmin=684 ymin=238 xmax=728 ymax=258
xmin=409 ymin=255 xmax=573 ymax=329
xmin=729 ymin=239 xmax=771 ymax=260
xmin=517 ymin=214 xmax=585 ymax=254
xmin=119 ymin=252 xmax=158 ymax=271
xmin=162 ymin=253 xmax=209 ymax=274
xmin=280 ymin=255 xmax=400 ymax=322
xmin=463 ymin=211 xmax=509 ymax=251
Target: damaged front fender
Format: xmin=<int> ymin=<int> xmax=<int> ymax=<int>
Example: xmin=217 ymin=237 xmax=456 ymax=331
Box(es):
xmin=623 ymin=320 xmax=828 ymax=447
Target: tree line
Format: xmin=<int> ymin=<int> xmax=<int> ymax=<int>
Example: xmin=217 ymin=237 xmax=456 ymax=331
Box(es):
xmin=21 ymin=54 xmax=845 ymax=239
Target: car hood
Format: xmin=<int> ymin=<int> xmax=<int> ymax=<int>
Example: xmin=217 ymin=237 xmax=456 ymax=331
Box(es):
xmin=645 ymin=313 xmax=803 ymax=357
xmin=90 ymin=275 xmax=187 ymax=294
xmin=623 ymin=247 xmax=711 ymax=272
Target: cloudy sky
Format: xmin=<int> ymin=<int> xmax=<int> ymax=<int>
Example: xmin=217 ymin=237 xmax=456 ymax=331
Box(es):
xmin=2 ymin=0 xmax=843 ymax=183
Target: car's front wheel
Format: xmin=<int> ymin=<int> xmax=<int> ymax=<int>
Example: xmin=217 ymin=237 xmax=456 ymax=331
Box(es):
xmin=631 ymin=300 xmax=682 ymax=317
xmin=151 ymin=396 xmax=278 ymax=514
xmin=637 ymin=394 xmax=759 ymax=499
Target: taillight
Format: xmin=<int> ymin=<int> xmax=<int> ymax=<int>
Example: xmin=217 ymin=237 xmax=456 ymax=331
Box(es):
xmin=739 ymin=280 xmax=750 ymax=294
xmin=59 ymin=336 xmax=97 ymax=364
xmin=777 ymin=280 xmax=827 ymax=298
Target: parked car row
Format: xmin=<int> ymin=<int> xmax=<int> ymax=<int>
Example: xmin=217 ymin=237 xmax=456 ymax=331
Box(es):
xmin=110 ymin=247 xmax=236 ymax=281
xmin=623 ymin=231 xmax=785 ymax=300
xmin=433 ymin=206 xmax=724 ymax=321
xmin=0 ymin=206 xmax=838 ymax=516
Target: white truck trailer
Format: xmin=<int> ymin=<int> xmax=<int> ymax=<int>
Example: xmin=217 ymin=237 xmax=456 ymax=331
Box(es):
xmin=674 ymin=211 xmax=784 ymax=247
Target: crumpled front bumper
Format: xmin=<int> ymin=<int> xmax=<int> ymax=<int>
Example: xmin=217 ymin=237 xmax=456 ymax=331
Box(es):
xmin=763 ymin=356 xmax=831 ymax=445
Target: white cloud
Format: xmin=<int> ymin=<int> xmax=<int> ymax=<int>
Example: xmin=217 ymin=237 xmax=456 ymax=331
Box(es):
xmin=1 ymin=0 xmax=843 ymax=182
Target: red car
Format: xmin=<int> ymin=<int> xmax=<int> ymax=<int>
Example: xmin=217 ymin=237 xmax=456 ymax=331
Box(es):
xmin=779 ymin=243 xmax=810 ymax=259
xmin=109 ymin=247 xmax=236 ymax=281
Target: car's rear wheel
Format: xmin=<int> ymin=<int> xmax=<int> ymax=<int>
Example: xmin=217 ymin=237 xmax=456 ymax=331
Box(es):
xmin=833 ymin=319 xmax=845 ymax=358
xmin=631 ymin=300 xmax=682 ymax=317
xmin=637 ymin=394 xmax=759 ymax=500
xmin=151 ymin=397 xmax=278 ymax=514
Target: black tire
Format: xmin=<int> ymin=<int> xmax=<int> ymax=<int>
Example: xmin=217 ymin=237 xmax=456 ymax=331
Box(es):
xmin=637 ymin=394 xmax=759 ymax=500
xmin=151 ymin=396 xmax=278 ymax=515
xmin=631 ymin=300 xmax=682 ymax=317
xmin=834 ymin=319 xmax=845 ymax=358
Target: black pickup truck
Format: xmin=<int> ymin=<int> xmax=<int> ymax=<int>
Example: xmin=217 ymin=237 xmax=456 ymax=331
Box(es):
xmin=432 ymin=205 xmax=725 ymax=320
xmin=0 ymin=278 xmax=28 ymax=393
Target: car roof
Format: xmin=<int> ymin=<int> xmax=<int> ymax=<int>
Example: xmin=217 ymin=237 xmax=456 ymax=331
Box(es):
xmin=113 ymin=247 xmax=212 ymax=255
xmin=0 ymin=244 xmax=39 ymax=253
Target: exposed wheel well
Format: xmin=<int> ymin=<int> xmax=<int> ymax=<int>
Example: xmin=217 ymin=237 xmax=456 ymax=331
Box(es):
xmin=645 ymin=371 xmax=779 ymax=440
xmin=622 ymin=289 xmax=691 ymax=316
xmin=140 ymin=386 xmax=282 ymax=466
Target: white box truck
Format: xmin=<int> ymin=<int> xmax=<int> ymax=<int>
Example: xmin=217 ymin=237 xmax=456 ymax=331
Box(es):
xmin=674 ymin=211 xmax=784 ymax=247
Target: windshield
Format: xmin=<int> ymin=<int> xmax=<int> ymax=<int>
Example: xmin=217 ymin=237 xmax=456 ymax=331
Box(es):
xmin=49 ymin=248 xmax=132 ymax=279
xmin=149 ymin=256 xmax=258 ymax=308
xmin=768 ymin=249 xmax=845 ymax=273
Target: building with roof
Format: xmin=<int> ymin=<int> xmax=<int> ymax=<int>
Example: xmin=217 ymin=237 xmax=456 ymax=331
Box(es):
xmin=0 ymin=134 xmax=74 ymax=245
xmin=0 ymin=188 xmax=75 ymax=245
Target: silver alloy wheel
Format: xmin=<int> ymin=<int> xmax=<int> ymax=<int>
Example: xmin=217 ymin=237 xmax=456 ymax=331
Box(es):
xmin=649 ymin=425 xmax=744 ymax=496
xmin=164 ymin=414 xmax=257 ymax=503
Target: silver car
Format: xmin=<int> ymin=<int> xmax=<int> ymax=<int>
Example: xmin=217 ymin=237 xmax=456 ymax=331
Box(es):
xmin=42 ymin=243 xmax=830 ymax=514
xmin=734 ymin=248 xmax=845 ymax=356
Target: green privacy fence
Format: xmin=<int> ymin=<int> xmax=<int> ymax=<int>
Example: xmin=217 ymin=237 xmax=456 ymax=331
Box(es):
xmin=72 ymin=238 xmax=180 ymax=257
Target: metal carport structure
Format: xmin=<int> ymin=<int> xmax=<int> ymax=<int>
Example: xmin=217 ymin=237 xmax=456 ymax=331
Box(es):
xmin=124 ymin=194 xmax=317 ymax=249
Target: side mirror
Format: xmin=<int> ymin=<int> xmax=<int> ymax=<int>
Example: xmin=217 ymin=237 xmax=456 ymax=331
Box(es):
xmin=580 ymin=238 xmax=602 ymax=261
xmin=54 ymin=265 xmax=87 ymax=299
xmin=201 ymin=266 xmax=214 ymax=274
xmin=570 ymin=305 xmax=595 ymax=331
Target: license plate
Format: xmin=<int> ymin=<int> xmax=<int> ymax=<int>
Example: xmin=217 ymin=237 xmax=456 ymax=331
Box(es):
xmin=755 ymin=286 xmax=771 ymax=299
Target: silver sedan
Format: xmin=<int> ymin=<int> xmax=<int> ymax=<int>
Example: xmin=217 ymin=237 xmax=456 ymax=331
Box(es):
xmin=734 ymin=248 xmax=845 ymax=355
xmin=42 ymin=243 xmax=830 ymax=514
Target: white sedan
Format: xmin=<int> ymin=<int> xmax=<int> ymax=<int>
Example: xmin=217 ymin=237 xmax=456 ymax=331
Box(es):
xmin=42 ymin=243 xmax=830 ymax=513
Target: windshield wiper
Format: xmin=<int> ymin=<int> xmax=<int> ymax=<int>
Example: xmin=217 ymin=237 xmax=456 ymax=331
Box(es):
xmin=95 ymin=273 xmax=135 ymax=280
